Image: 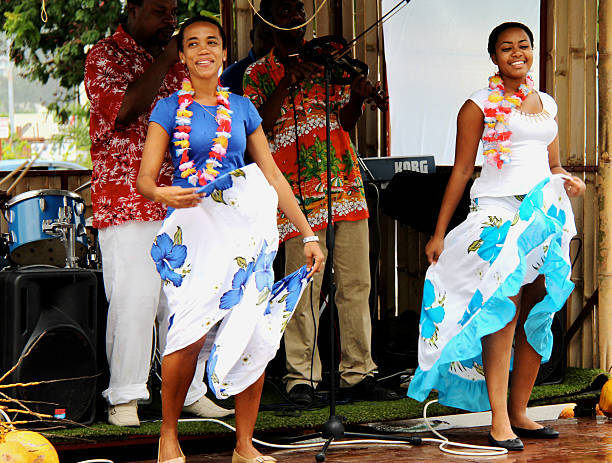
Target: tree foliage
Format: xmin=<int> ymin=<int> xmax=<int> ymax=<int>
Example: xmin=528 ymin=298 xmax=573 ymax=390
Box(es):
xmin=1 ymin=0 xmax=220 ymax=93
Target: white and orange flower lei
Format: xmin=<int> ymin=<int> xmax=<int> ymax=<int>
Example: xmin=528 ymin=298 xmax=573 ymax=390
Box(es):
xmin=173 ymin=78 xmax=232 ymax=186
xmin=482 ymin=74 xmax=534 ymax=169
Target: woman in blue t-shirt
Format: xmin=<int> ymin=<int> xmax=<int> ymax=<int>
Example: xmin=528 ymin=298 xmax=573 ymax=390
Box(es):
xmin=137 ymin=16 xmax=323 ymax=463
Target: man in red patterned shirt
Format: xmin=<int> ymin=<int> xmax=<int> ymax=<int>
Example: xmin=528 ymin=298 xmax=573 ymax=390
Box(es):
xmin=85 ymin=0 xmax=231 ymax=426
xmin=244 ymin=0 xmax=399 ymax=406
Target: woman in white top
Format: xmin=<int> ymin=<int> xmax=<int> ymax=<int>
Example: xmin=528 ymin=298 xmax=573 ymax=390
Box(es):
xmin=407 ymin=22 xmax=585 ymax=451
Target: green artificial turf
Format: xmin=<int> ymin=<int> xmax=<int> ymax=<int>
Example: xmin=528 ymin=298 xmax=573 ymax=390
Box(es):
xmin=42 ymin=367 xmax=605 ymax=445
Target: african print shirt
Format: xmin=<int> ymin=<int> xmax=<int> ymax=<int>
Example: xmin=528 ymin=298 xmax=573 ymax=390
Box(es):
xmin=85 ymin=25 xmax=187 ymax=229
xmin=243 ymin=49 xmax=368 ymax=243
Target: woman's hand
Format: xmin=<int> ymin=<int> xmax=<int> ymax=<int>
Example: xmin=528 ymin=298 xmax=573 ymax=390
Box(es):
xmin=304 ymin=241 xmax=325 ymax=278
xmin=425 ymin=235 xmax=445 ymax=264
xmin=563 ymin=175 xmax=586 ymax=198
xmin=154 ymin=186 xmax=204 ymax=209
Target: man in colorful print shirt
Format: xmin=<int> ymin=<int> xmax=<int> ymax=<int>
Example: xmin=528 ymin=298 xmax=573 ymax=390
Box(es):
xmin=244 ymin=0 xmax=399 ymax=405
xmin=85 ymin=0 xmax=232 ymax=426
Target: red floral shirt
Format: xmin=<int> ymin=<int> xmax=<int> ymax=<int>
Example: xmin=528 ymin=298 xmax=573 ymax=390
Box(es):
xmin=243 ymin=49 xmax=369 ymax=243
xmin=84 ymin=25 xmax=187 ymax=229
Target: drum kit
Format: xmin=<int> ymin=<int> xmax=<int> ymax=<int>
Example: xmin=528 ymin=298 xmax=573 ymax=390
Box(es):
xmin=0 ymin=159 xmax=99 ymax=270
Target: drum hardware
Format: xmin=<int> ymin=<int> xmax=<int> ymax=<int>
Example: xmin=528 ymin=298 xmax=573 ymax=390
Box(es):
xmin=40 ymin=196 xmax=83 ymax=269
xmin=3 ymin=189 xmax=88 ymax=268
xmin=85 ymin=226 xmax=101 ymax=270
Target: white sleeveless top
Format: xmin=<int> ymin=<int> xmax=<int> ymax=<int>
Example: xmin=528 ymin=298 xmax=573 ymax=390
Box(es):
xmin=468 ymin=87 xmax=558 ymax=199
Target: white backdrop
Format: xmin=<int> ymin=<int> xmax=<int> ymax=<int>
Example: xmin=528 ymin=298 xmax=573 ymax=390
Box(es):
xmin=382 ymin=0 xmax=541 ymax=165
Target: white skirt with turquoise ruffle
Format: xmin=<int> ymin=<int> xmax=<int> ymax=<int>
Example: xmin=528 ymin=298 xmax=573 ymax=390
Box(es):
xmin=407 ymin=174 xmax=576 ymax=412
xmin=152 ymin=163 xmax=311 ymax=400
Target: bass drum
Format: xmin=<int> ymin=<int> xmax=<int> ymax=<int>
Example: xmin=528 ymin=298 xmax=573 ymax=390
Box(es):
xmin=3 ymin=189 xmax=87 ymax=267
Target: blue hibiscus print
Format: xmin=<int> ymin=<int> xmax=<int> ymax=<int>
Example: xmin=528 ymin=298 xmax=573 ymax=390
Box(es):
xmin=197 ymin=173 xmax=234 ymax=196
xmin=151 ymin=232 xmax=188 ymax=287
xmin=459 ymin=289 xmax=483 ymax=326
xmin=219 ymin=261 xmax=255 ymax=310
xmin=254 ymin=247 xmax=277 ymax=292
xmin=477 ymin=221 xmax=511 ymax=263
xmin=547 ymin=204 xmax=566 ymax=226
xmin=519 ymin=181 xmax=546 ymax=220
xmin=206 ymin=344 xmax=227 ymax=397
xmin=271 ymin=265 xmax=309 ymax=313
xmin=420 ymin=279 xmax=445 ymax=340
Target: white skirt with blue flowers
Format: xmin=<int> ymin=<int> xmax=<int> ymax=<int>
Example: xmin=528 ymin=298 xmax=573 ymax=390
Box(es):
xmin=407 ymin=174 xmax=576 ymax=412
xmin=152 ymin=163 xmax=310 ymax=399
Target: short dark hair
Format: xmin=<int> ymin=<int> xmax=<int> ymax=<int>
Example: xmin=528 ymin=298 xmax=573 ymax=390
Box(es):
xmin=177 ymin=15 xmax=226 ymax=51
xmin=487 ymin=22 xmax=534 ymax=56
xmin=127 ymin=0 xmax=144 ymax=6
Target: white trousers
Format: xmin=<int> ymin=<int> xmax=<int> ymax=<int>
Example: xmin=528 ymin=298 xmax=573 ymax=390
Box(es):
xmin=99 ymin=220 xmax=206 ymax=406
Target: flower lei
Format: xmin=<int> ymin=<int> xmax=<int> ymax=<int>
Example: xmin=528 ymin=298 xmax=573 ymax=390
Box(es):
xmin=173 ymin=78 xmax=232 ymax=186
xmin=482 ymin=74 xmax=534 ymax=169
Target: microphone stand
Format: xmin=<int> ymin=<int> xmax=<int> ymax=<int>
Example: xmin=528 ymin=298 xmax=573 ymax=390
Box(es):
xmin=278 ymin=54 xmax=422 ymax=463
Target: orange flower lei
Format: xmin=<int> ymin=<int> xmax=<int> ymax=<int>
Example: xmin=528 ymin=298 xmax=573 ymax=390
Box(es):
xmin=173 ymin=78 xmax=232 ymax=186
xmin=482 ymin=74 xmax=534 ymax=169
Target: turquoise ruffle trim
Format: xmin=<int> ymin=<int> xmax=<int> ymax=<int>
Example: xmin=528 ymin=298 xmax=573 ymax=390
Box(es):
xmin=407 ymin=178 xmax=574 ymax=412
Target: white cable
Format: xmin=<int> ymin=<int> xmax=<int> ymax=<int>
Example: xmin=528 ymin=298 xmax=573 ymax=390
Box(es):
xmin=77 ymin=399 xmax=509 ymax=463
xmin=0 ymin=409 xmax=11 ymax=423
xmin=178 ymin=418 xmax=415 ymax=449
xmin=420 ymin=400 xmax=507 ymax=457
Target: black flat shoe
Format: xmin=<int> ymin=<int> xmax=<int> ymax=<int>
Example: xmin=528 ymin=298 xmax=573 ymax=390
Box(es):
xmin=511 ymin=425 xmax=559 ymax=439
xmin=487 ymin=433 xmax=524 ymax=451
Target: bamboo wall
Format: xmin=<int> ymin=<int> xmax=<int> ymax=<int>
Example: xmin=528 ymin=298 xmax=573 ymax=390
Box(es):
xmin=222 ymin=0 xmax=606 ymax=369
xmin=545 ymin=0 xmax=600 ymax=369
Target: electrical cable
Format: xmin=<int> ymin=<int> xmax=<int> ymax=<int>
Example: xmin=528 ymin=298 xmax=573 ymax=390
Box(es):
xmin=246 ymin=0 xmax=328 ymax=31
xmin=308 ymin=283 xmax=318 ymax=393
xmin=419 ymin=400 xmax=507 ymax=457
xmin=0 ymin=399 xmax=504 ymax=459
xmin=174 ymin=407 xmax=509 ymax=457
xmin=289 ymin=86 xmax=308 ymax=217
xmin=41 ymin=0 xmax=48 ymax=23
xmin=570 ymin=236 xmax=582 ymax=269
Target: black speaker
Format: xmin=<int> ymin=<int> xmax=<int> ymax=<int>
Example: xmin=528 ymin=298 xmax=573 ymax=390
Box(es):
xmin=0 ymin=267 xmax=97 ymax=424
xmin=380 ymin=168 xmax=473 ymax=235
xmin=534 ymin=305 xmax=566 ymax=385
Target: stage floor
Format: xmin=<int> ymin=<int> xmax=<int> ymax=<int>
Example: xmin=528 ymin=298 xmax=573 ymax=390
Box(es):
xmin=127 ymin=417 xmax=611 ymax=463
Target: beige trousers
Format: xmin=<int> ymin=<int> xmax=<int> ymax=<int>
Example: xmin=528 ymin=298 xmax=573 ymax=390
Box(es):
xmin=283 ymin=219 xmax=377 ymax=391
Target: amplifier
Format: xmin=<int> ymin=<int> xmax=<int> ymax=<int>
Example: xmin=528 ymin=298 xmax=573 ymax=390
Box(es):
xmin=360 ymin=155 xmax=436 ymax=183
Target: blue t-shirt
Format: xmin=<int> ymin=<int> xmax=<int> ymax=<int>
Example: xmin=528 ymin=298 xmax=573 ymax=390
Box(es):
xmin=150 ymin=92 xmax=262 ymax=189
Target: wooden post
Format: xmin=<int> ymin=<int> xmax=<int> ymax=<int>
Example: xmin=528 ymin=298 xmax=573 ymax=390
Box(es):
xmin=585 ymin=0 xmax=599 ymax=368
xmin=568 ymin=0 xmax=588 ymax=367
xmin=598 ymin=0 xmax=612 ymax=371
xmin=235 ymin=0 xmax=252 ymax=63
xmin=220 ymin=0 xmax=234 ymax=63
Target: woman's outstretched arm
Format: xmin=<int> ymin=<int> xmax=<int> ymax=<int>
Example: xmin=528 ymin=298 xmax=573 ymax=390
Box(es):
xmin=247 ymin=125 xmax=324 ymax=276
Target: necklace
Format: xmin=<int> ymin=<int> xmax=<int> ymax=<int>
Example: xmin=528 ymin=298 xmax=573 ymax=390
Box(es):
xmin=173 ymin=79 xmax=232 ymax=186
xmin=482 ymin=74 xmax=534 ymax=169
xmin=193 ymin=99 xmax=219 ymax=122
